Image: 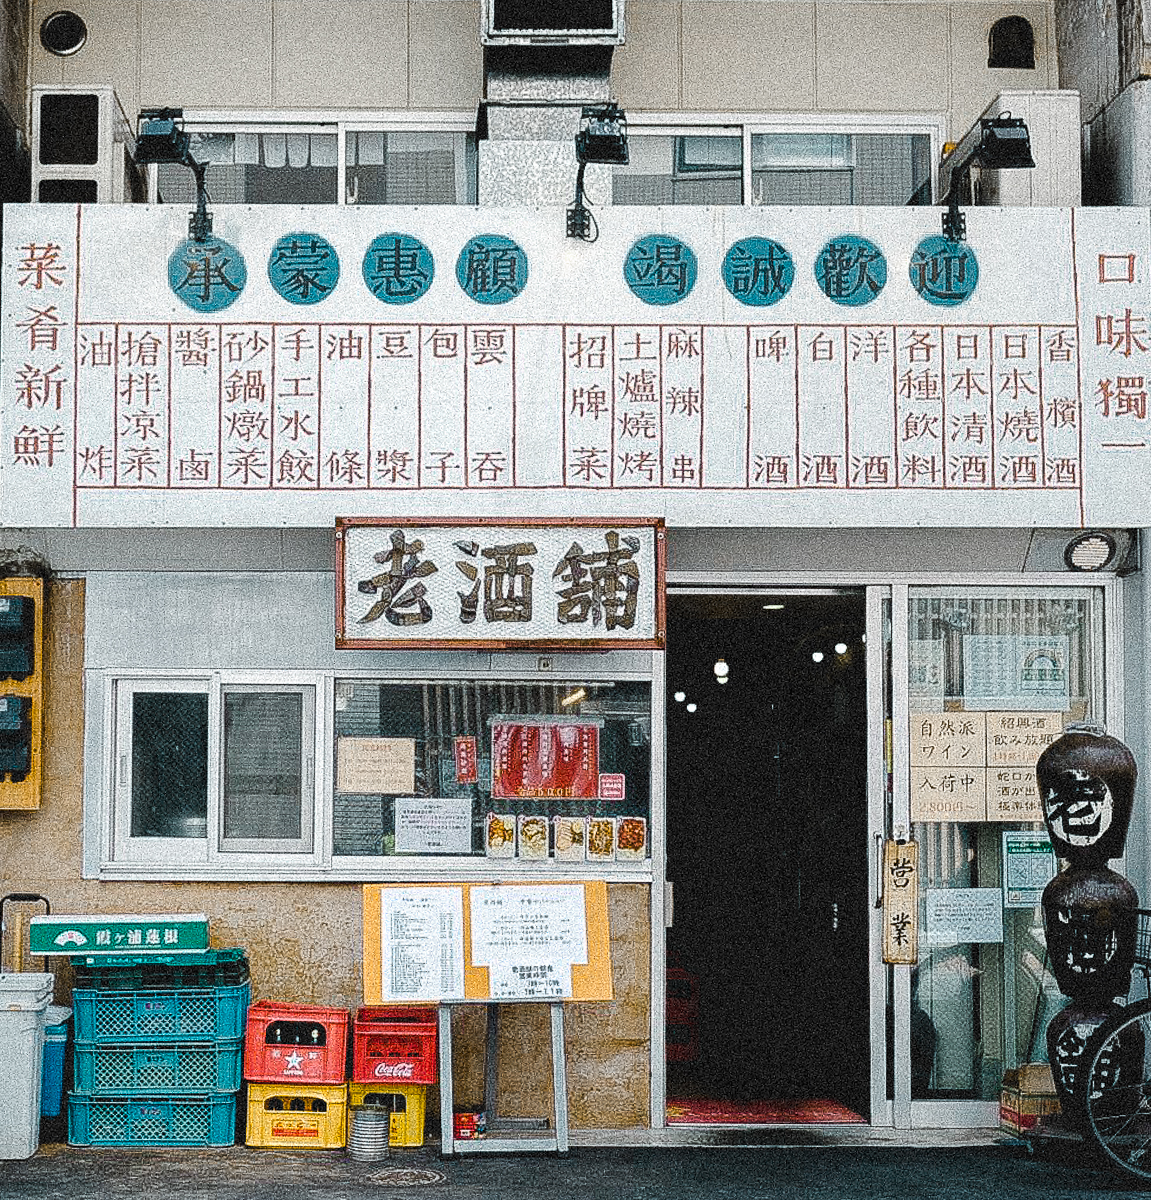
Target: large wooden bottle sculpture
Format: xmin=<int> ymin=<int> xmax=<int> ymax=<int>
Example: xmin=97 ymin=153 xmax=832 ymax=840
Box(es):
xmin=1038 ymin=728 xmax=1139 ymax=1118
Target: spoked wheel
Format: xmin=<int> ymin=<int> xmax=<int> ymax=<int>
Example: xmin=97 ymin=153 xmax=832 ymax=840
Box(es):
xmin=1083 ymin=999 xmax=1151 ymax=1182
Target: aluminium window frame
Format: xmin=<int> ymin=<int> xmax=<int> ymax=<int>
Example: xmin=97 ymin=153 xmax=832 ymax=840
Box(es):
xmin=624 ymin=111 xmax=946 ymax=206
xmin=90 ymin=661 xmax=659 ymax=884
xmin=142 ymin=110 xmax=480 ymax=206
xmin=101 ymin=670 xmax=325 ymax=872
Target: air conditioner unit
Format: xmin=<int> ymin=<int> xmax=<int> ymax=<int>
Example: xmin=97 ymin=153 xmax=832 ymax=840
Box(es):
xmin=481 ymin=0 xmax=624 ymax=45
xmin=31 ymin=85 xmax=144 ymax=204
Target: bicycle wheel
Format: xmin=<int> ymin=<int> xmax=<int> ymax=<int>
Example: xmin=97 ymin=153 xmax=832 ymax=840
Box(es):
xmin=1083 ymin=999 xmax=1151 ymax=1181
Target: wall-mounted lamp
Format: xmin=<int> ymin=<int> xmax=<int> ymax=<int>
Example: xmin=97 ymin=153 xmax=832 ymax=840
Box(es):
xmin=567 ymin=102 xmax=629 ymax=242
xmin=941 ymin=113 xmax=1035 ymax=243
xmin=135 ymin=108 xmax=213 ymax=242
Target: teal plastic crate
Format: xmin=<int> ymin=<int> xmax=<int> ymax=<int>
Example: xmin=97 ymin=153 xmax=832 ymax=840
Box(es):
xmin=72 ymin=1038 xmax=243 ymax=1094
xmin=67 ymin=1093 xmax=237 ymax=1147
xmin=71 ymin=948 xmax=249 ymax=991
xmin=72 ymin=983 xmax=249 ymax=1043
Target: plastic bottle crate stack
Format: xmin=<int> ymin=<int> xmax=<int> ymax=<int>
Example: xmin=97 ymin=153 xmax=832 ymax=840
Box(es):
xmin=349 ymin=1006 xmax=437 ymax=1148
xmin=66 ymin=949 xmax=250 ymax=1148
xmin=243 ymin=1000 xmax=350 ymax=1149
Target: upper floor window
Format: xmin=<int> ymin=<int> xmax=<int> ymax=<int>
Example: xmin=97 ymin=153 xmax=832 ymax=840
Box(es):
xmin=153 ymin=122 xmax=477 ymax=207
xmin=752 ymin=132 xmax=932 ymax=206
xmin=613 ymin=126 xmax=935 ymax=207
xmin=988 ymin=16 xmax=1035 ymax=69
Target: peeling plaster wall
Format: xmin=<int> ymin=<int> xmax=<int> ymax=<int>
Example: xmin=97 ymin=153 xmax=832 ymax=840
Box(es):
xmin=0 ymin=578 xmax=652 ymax=1128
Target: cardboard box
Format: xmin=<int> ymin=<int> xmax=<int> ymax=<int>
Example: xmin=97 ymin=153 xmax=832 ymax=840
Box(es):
xmin=1000 ymin=1064 xmax=1060 ymax=1134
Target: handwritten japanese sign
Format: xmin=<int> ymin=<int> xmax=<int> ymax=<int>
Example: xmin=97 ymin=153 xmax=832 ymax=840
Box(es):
xmin=909 ymin=708 xmax=1063 ymax=822
xmin=882 ymin=839 xmax=919 ymax=965
xmin=336 ymin=518 xmax=664 ymax=648
xmin=6 ymin=204 xmax=1151 ymax=529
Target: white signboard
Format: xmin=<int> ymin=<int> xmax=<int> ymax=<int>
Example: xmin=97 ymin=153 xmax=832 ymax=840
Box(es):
xmin=338 ymin=518 xmax=662 ymax=647
xmin=378 ymin=885 xmax=465 ymax=1002
xmin=4 ymin=203 xmax=1151 ymax=529
xmin=469 ymin=883 xmax=588 ymax=1001
xmin=394 ymin=797 xmax=473 ymax=855
xmin=925 ymin=887 xmax=1005 ymax=946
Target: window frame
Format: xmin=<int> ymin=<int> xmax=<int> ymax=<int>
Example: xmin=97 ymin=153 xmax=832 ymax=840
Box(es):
xmin=92 ymin=663 xmax=659 ymax=883
xmin=143 ymin=110 xmax=480 ymax=207
xmin=103 ymin=670 xmax=323 ymax=870
xmin=622 ymin=111 xmax=946 ymax=206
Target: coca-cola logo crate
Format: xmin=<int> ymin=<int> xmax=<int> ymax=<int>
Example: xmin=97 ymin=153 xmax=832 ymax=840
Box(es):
xmin=353 ymin=1006 xmax=438 ymax=1086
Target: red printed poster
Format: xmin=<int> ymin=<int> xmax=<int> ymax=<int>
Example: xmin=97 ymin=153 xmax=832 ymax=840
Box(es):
xmin=454 ymin=736 xmax=478 ymax=784
xmin=599 ymin=773 xmax=626 ymax=800
xmin=491 ymin=721 xmax=600 ymax=799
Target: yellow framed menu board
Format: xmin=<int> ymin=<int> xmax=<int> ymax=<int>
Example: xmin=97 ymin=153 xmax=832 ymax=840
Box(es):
xmin=362 ymin=880 xmax=612 ymax=1004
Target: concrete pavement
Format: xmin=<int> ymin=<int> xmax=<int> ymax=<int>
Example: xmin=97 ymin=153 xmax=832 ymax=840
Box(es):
xmin=0 ymin=1137 xmax=1143 ymax=1200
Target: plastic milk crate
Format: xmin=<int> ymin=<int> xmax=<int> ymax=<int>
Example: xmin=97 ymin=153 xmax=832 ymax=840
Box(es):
xmin=72 ymin=982 xmax=250 ymax=1043
xmin=347 ymin=1081 xmax=427 ymax=1147
xmin=72 ymin=1038 xmax=244 ymax=1094
xmin=72 ymin=948 xmax=250 ymax=991
xmin=243 ymin=1000 xmax=349 ymax=1084
xmin=352 ymin=1006 xmax=437 ymax=1085
xmin=245 ymin=1082 xmax=347 ymax=1149
xmin=67 ymin=1093 xmax=237 ymax=1147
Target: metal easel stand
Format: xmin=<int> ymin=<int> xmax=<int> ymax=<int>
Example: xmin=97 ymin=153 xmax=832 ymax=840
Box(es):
xmin=438 ymin=1001 xmax=569 ymax=1157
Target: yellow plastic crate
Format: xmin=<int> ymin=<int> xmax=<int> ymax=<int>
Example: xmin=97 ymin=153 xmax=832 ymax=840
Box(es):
xmin=347 ymin=1081 xmax=427 ymax=1147
xmin=246 ymin=1082 xmax=347 ymax=1149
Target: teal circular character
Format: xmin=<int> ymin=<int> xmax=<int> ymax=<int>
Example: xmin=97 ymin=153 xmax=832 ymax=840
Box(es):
xmin=267 ymin=232 xmax=339 ymax=305
xmin=815 ymin=234 xmax=887 ymax=306
xmin=455 ymin=234 xmax=527 ymax=304
xmin=624 ymin=234 xmax=697 ymax=306
xmin=722 ymin=237 xmax=794 ymax=306
xmin=168 ymin=236 xmax=246 ymax=312
xmin=910 ymin=235 xmax=979 ymax=306
xmin=363 ymin=233 xmax=434 ymax=304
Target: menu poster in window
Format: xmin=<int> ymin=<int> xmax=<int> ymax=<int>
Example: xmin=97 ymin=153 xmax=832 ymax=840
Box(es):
xmin=924 ymin=888 xmax=1004 ymax=946
xmin=394 ymin=797 xmax=473 ymax=854
xmin=909 ymin=712 xmax=986 ymax=768
xmin=909 ymin=766 xmax=987 ymax=822
xmin=454 ymin=736 xmax=478 ymax=784
xmin=491 ymin=720 xmax=599 ymax=799
xmin=337 ymin=736 xmax=416 ymax=794
xmin=962 ymin=635 xmax=1071 ymax=711
xmin=379 ymin=886 xmax=465 ymax=1001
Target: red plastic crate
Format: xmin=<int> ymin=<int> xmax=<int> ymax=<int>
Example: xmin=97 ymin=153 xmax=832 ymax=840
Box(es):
xmin=243 ymin=1000 xmax=349 ymax=1084
xmin=352 ymin=1006 xmax=437 ymax=1085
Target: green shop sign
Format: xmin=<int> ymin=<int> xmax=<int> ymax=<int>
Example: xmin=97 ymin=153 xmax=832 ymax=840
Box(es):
xmin=29 ymin=913 xmax=210 ymax=955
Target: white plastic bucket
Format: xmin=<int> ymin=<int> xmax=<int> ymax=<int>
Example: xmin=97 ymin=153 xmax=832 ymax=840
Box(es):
xmin=0 ymin=973 xmax=54 ymax=1159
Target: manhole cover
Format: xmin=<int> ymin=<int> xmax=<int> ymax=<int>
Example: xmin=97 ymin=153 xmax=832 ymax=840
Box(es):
xmin=366 ymin=1166 xmax=448 ymax=1187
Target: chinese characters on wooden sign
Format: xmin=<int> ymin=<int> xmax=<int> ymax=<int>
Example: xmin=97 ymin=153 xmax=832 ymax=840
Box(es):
xmin=910 ymin=710 xmax=1064 ymax=822
xmin=882 ymin=839 xmax=919 ymax=965
xmin=336 ymin=518 xmax=664 ymax=649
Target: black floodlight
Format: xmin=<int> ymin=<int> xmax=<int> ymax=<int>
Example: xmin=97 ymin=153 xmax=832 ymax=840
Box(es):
xmin=135 ymin=107 xmax=213 ymax=243
xmin=568 ymin=102 xmax=628 ymax=242
xmin=976 ymin=113 xmax=1036 ymax=170
xmin=941 ymin=112 xmax=1035 ymax=243
xmin=576 ymin=102 xmax=629 ymax=165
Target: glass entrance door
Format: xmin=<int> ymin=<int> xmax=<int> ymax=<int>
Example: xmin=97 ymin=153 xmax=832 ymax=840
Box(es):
xmin=889 ymin=583 xmax=1116 ymax=1127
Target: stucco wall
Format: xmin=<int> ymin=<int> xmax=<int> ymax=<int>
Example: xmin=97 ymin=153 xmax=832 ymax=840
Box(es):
xmin=0 ymin=577 xmax=652 ymax=1127
xmin=29 ymin=0 xmax=1055 ymax=143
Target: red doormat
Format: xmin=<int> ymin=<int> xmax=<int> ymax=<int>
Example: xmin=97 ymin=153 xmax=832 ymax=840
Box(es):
xmin=666 ymin=1098 xmax=866 ymax=1124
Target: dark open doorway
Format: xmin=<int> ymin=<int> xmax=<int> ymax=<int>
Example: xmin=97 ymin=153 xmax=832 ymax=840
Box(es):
xmin=665 ymin=591 xmax=871 ymax=1123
